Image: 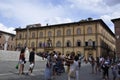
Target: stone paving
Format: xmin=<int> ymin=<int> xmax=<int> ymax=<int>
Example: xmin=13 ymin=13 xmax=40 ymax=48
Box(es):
xmin=0 ymin=61 xmax=113 ymax=80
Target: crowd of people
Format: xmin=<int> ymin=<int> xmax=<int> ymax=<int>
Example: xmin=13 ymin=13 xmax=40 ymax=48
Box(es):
xmin=86 ymin=55 xmax=120 ymax=80
xmin=17 ymin=48 xmax=120 ymax=80
xmin=43 ymin=51 xmax=82 ymax=80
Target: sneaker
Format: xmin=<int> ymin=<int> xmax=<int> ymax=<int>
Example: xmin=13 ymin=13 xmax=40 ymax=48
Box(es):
xmin=30 ymin=73 xmax=35 ymax=76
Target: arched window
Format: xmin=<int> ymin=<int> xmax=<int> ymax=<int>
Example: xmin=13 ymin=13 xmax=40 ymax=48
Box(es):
xmin=39 ymin=42 xmax=42 ymax=48
xmin=39 ymin=32 xmax=43 ymax=37
xmin=88 ymin=39 xmax=93 ymax=46
xmin=66 ymin=40 xmax=71 ymax=47
xmin=57 ymin=30 xmax=61 ymax=36
xmin=32 ymin=32 xmax=35 ymax=38
xmin=87 ymin=27 xmax=92 ymax=34
xmin=66 ymin=29 xmax=71 ymax=36
xmin=56 ymin=41 xmax=61 ymax=47
xmin=48 ymin=31 xmax=52 ymax=37
xmin=77 ymin=28 xmax=81 ymax=35
xmin=76 ymin=40 xmax=81 ymax=47
xmin=31 ymin=42 xmax=35 ymax=47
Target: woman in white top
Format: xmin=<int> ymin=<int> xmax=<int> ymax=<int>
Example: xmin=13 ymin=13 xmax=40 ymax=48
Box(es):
xmin=67 ymin=53 xmax=79 ymax=80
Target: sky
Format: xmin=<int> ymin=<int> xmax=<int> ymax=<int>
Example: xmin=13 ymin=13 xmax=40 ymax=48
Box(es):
xmin=0 ymin=0 xmax=120 ymax=34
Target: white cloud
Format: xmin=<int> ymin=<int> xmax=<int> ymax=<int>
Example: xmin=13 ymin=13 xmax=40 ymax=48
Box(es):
xmin=0 ymin=0 xmax=67 ymax=27
xmin=104 ymin=0 xmax=120 ymax=6
xmin=0 ymin=23 xmax=15 ymax=34
xmin=0 ymin=0 xmax=120 ymax=33
xmin=67 ymin=0 xmax=111 ymax=14
xmin=100 ymin=4 xmax=120 ymax=32
xmin=67 ymin=0 xmax=120 ymax=33
xmin=45 ymin=17 xmax=72 ymax=25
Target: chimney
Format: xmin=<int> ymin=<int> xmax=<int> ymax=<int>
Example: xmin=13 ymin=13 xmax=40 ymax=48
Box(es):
xmin=87 ymin=17 xmax=93 ymax=21
xmin=46 ymin=23 xmax=48 ymax=26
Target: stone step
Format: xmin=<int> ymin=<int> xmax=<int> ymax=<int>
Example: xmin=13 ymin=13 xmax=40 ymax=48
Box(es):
xmin=0 ymin=50 xmax=43 ymax=61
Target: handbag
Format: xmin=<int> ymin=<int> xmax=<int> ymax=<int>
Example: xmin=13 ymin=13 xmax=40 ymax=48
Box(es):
xmin=69 ymin=70 xmax=76 ymax=78
xmin=15 ymin=64 xmax=19 ymax=69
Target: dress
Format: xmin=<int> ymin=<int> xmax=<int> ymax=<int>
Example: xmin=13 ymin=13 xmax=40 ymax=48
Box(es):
xmin=44 ymin=56 xmax=52 ymax=80
xmin=68 ymin=60 xmax=79 ymax=80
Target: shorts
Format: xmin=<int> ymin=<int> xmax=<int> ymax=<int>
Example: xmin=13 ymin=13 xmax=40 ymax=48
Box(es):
xmin=19 ymin=59 xmax=24 ymax=64
xmin=30 ymin=63 xmax=34 ymax=69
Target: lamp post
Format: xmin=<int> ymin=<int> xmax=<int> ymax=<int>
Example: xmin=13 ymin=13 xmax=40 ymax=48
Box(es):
xmin=26 ymin=26 xmax=30 ymax=48
xmin=25 ymin=26 xmax=30 ymax=61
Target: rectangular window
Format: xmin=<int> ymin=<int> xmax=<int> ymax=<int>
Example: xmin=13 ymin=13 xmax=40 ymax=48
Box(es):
xmin=85 ymin=42 xmax=88 ymax=46
xmin=77 ymin=42 xmax=81 ymax=47
xmin=93 ymin=41 xmax=95 ymax=47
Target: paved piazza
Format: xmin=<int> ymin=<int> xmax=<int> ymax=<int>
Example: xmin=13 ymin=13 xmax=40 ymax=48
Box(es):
xmin=0 ymin=60 xmax=113 ymax=80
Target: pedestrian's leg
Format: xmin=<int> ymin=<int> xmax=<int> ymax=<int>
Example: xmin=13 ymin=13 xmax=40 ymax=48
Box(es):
xmin=92 ymin=65 xmax=94 ymax=74
xmin=22 ymin=64 xmax=24 ymax=74
xmin=68 ymin=71 xmax=71 ymax=80
xmin=76 ymin=71 xmax=79 ymax=80
xmin=19 ymin=64 xmax=22 ymax=74
xmin=67 ymin=66 xmax=70 ymax=73
xmin=106 ymin=70 xmax=109 ymax=79
xmin=103 ymin=70 xmax=105 ymax=79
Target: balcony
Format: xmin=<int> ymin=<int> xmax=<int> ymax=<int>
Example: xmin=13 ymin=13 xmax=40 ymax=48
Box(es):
xmin=84 ymin=46 xmax=96 ymax=50
xmin=44 ymin=46 xmax=54 ymax=51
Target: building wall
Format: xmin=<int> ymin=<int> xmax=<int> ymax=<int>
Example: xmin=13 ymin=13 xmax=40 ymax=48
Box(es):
xmin=15 ymin=20 xmax=115 ymax=59
xmin=0 ymin=34 xmax=5 ymax=50
xmin=112 ymin=18 xmax=120 ymax=57
xmin=0 ymin=32 xmax=16 ymax=51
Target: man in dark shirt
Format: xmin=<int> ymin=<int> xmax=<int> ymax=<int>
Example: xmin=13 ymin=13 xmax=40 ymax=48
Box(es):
xmin=29 ymin=48 xmax=35 ymax=75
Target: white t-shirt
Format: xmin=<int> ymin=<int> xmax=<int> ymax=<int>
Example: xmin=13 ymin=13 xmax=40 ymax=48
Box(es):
xmin=54 ymin=54 xmax=57 ymax=58
xmin=70 ymin=60 xmax=79 ymax=71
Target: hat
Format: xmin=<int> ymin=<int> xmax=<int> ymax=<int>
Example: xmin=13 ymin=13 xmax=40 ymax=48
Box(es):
xmin=104 ymin=61 xmax=108 ymax=64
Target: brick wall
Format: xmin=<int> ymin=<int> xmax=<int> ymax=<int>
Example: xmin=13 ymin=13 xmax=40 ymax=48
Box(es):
xmin=112 ymin=19 xmax=120 ymax=56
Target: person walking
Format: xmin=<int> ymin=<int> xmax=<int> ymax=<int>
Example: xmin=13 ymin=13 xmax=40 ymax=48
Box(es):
xmin=28 ymin=48 xmax=35 ymax=75
xmin=88 ymin=56 xmax=95 ymax=74
xmin=44 ymin=53 xmax=52 ymax=80
xmin=95 ymin=57 xmax=100 ymax=74
xmin=111 ymin=63 xmax=117 ymax=80
xmin=67 ymin=52 xmax=76 ymax=80
xmin=19 ymin=48 xmax=26 ymax=75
